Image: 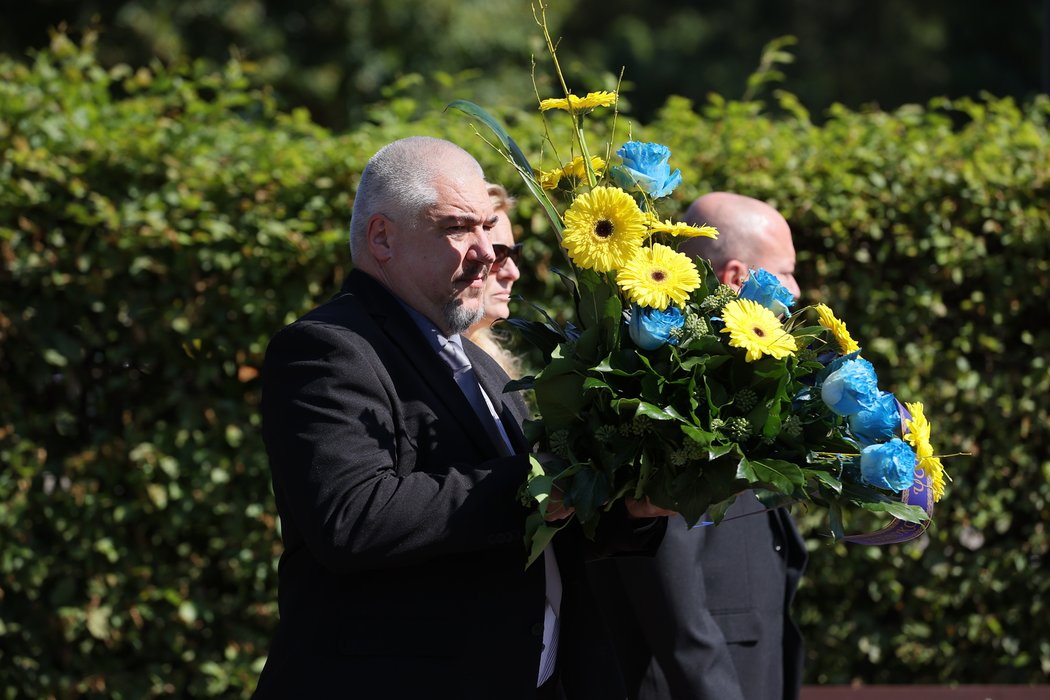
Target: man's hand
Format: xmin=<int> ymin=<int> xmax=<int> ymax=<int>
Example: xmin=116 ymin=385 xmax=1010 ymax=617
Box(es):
xmin=625 ymin=496 xmax=677 ymax=520
xmin=533 ymin=452 xmax=575 ymax=522
xmin=543 ymin=480 xmax=575 ymax=522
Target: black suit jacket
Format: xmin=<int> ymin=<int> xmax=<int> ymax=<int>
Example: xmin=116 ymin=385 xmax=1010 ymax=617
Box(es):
xmin=588 ymin=492 xmax=807 ymax=700
xmin=254 ymin=270 xmax=656 ymax=699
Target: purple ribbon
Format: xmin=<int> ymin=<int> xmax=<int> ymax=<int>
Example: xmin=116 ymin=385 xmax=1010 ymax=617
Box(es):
xmin=842 ymin=463 xmax=933 ymax=544
xmin=843 ymin=398 xmax=934 ymax=545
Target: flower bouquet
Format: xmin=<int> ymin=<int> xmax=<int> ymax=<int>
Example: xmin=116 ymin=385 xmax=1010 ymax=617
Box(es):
xmin=450 ymin=6 xmax=950 ymax=564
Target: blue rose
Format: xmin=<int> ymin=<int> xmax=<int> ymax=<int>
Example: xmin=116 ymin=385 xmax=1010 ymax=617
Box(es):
xmin=859 ymin=438 xmax=917 ymax=491
xmin=738 ymin=268 xmax=795 ymax=317
xmin=611 ymin=141 xmax=683 ymax=199
xmin=848 ymin=392 xmax=902 ymax=446
xmin=820 ymin=357 xmax=880 ymax=416
xmin=629 ymin=304 xmax=684 ymax=350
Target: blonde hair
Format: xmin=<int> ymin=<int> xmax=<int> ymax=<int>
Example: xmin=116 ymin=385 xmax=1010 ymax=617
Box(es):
xmin=468 ymin=182 xmax=522 ymax=378
xmin=469 ymin=324 xmax=523 ymax=379
xmin=488 ymin=182 xmax=516 ymax=215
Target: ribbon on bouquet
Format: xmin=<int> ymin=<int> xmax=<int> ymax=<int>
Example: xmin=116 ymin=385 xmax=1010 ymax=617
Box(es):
xmin=844 ymin=398 xmax=933 ymax=545
xmin=842 ymin=462 xmax=933 ymax=545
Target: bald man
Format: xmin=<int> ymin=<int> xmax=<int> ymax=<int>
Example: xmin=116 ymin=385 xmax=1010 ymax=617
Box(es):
xmin=588 ymin=192 xmax=809 ymax=700
xmin=682 ymin=192 xmax=800 ymax=298
xmin=254 ymin=136 xmax=667 ymax=699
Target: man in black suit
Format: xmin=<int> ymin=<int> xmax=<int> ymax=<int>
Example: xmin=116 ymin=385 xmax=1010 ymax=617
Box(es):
xmin=253 ymin=136 xmax=666 ymax=699
xmin=588 ymin=192 xmax=809 ymax=700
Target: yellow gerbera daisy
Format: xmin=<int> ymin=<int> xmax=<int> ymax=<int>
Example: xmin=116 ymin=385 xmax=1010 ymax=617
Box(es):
xmin=537 ymin=168 xmax=562 ymax=190
xmin=561 ymin=186 xmax=647 ymax=272
xmin=903 ymin=401 xmax=949 ymax=502
xmin=539 ymin=90 xmax=618 ymax=113
xmin=903 ymin=401 xmax=932 ymax=456
xmin=617 ymin=243 xmax=701 ymax=310
xmin=922 ymin=456 xmax=947 ymax=504
xmin=644 ymin=214 xmax=719 ymax=240
xmin=563 ymin=155 xmax=606 ymax=179
xmin=720 ymin=299 xmax=798 ymax=362
xmin=814 ymin=303 xmax=861 ymax=355
xmin=538 ymin=156 xmax=607 ymax=190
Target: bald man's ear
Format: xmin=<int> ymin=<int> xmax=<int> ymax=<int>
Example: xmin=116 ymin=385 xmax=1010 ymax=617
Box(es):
xmin=367 ymin=214 xmax=394 ymax=263
xmin=719 ymin=259 xmax=749 ymax=291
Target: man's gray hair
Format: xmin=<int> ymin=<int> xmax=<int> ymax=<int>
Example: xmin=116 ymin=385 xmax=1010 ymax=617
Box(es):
xmin=349 ymin=136 xmax=483 ymax=262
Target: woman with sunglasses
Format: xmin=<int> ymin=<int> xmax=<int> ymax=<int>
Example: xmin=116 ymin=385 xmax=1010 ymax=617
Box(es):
xmin=466 ymin=183 xmax=523 ymax=377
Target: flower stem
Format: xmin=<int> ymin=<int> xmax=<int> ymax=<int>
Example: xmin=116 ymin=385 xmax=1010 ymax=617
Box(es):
xmin=534 ymin=2 xmax=570 ymax=98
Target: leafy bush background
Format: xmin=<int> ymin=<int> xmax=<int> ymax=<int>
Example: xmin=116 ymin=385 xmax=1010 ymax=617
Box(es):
xmin=1 ymin=34 xmax=1047 ymax=697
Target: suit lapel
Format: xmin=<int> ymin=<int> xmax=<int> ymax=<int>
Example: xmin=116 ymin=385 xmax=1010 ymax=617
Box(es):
xmin=466 ymin=341 xmax=530 ymax=455
xmin=342 ymin=271 xmax=509 ymax=458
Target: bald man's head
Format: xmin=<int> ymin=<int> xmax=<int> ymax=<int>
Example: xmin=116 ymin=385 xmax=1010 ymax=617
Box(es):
xmin=681 ymin=192 xmax=800 ymax=298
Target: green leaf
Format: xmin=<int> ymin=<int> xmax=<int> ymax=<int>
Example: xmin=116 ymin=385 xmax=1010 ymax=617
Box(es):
xmin=853 ymin=500 xmax=930 ymax=523
xmin=804 ymin=467 xmax=844 ymax=494
xmin=707 ymin=442 xmax=737 ymax=461
xmin=828 ymin=502 xmax=846 ymax=539
xmin=681 ymin=424 xmax=715 ymax=448
xmin=574 ymin=325 xmax=602 ymax=365
xmin=523 ymin=511 xmax=564 ymax=569
xmin=534 ymin=359 xmax=586 ymax=430
xmin=737 ymin=458 xmax=806 ymax=493
xmin=504 ymin=317 xmax=563 ymax=359
xmin=594 ymin=351 xmax=645 ymax=376
xmin=705 ymin=495 xmax=737 ymax=524
xmin=577 ymin=269 xmax=613 ymax=329
xmin=582 ymin=376 xmax=612 ymax=392
xmin=43 ymin=349 xmax=68 ymax=367
xmin=86 ymin=606 xmax=112 ymax=640
xmin=503 ymin=376 xmax=535 ymax=392
xmin=446 ymin=99 xmax=564 ymax=236
xmin=567 ymin=468 xmax=610 ymax=524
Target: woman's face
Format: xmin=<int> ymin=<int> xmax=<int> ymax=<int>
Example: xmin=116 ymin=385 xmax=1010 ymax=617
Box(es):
xmin=480 ymin=210 xmax=520 ymax=324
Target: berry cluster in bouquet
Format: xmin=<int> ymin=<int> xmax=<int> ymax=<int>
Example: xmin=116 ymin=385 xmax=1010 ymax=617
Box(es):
xmin=451 ymin=9 xmax=950 ymax=564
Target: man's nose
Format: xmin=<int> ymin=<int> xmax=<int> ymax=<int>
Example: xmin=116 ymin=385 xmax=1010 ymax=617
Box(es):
xmin=470 ymin=235 xmax=496 ymax=264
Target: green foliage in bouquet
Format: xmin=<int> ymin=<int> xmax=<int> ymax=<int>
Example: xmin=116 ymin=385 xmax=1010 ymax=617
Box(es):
xmin=521 ymin=259 xmax=822 ymax=527
xmin=453 ymin=5 xmax=944 ymax=565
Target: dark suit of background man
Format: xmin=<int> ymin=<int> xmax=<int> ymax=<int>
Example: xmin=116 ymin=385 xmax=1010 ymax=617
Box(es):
xmin=588 ymin=192 xmax=810 ymax=700
xmin=253 ymin=136 xmax=666 ymax=699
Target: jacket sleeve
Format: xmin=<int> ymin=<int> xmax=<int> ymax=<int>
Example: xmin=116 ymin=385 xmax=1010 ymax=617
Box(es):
xmin=261 ymin=321 xmax=530 ymax=574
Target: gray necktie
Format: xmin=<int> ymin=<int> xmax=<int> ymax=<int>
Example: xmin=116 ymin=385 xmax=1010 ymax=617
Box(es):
xmin=439 ymin=336 xmax=514 ymax=456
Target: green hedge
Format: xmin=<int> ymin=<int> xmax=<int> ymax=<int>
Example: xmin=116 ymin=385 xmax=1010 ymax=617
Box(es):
xmin=1 ymin=34 xmax=1047 ymax=697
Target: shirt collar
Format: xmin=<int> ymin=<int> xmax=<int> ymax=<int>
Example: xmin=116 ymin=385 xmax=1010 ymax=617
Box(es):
xmin=397 ymin=299 xmax=462 ymax=356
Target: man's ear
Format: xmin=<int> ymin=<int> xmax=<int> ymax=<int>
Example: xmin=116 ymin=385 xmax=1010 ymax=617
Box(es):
xmin=719 ymin=259 xmax=749 ymax=291
xmin=367 ymin=214 xmax=394 ymax=263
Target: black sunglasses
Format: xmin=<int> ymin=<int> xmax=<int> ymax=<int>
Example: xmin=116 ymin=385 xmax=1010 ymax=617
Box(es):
xmin=492 ymin=243 xmax=523 ymax=265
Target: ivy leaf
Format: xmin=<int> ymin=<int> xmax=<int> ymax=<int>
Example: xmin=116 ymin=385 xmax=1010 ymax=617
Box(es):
xmin=738 ymin=458 xmax=806 ymax=493
xmin=804 ymin=467 xmax=844 ymax=494
xmin=567 ymin=468 xmax=610 ymax=524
